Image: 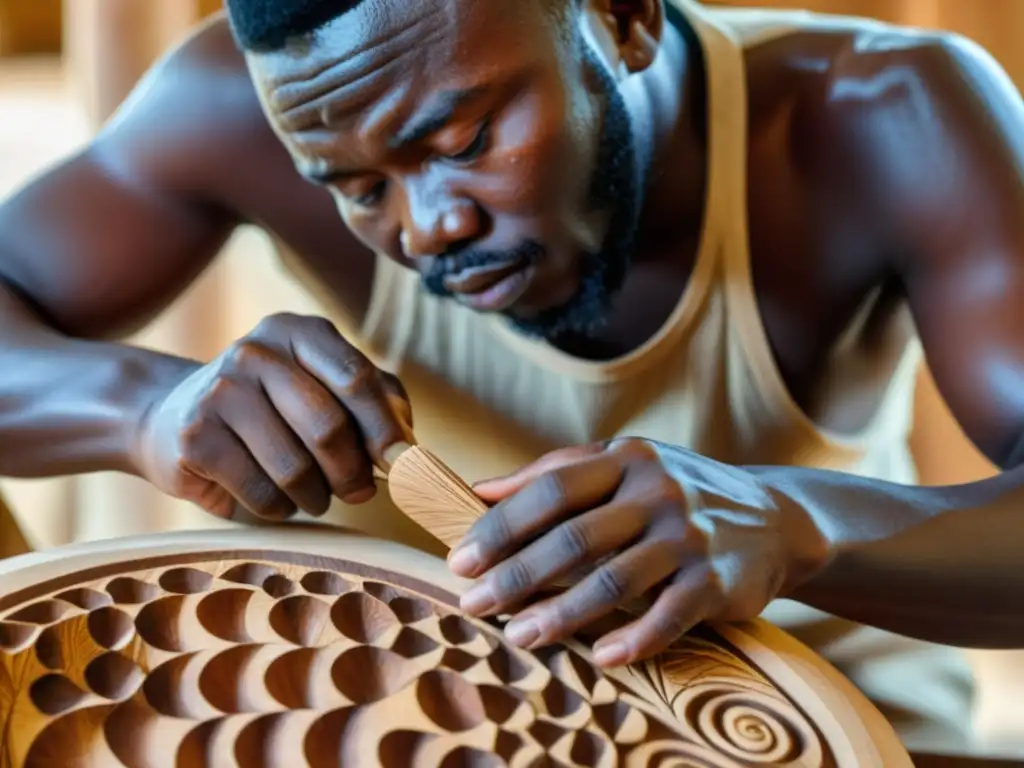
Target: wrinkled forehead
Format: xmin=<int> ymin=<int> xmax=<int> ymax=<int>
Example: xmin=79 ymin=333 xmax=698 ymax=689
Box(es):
xmin=246 ymin=0 xmax=568 ymax=128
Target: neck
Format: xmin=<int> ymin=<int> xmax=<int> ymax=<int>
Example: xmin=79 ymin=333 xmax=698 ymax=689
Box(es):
xmin=628 ymin=15 xmax=708 ymax=264
xmin=542 ymin=14 xmax=711 ymax=361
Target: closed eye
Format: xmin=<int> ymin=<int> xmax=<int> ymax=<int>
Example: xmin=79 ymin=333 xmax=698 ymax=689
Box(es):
xmin=444 ymin=118 xmax=491 ymax=164
xmin=353 ymin=180 xmax=387 ymax=207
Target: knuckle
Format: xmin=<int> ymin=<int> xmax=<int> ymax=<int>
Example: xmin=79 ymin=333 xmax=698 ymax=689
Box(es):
xmin=650 ymin=611 xmax=691 ymax=646
xmin=310 ymin=411 xmax=352 ymax=450
xmin=675 ymin=517 xmax=712 ymax=556
xmin=335 ymin=357 xmax=378 ymax=399
xmin=177 ymin=424 xmax=217 ymax=470
xmin=188 ymin=483 xmax=231 ymax=517
xmin=557 ymin=521 xmax=591 ymax=562
xmin=533 ymin=471 xmax=567 ymax=509
xmin=667 ymin=526 xmax=696 ymax=553
xmin=379 ymin=370 xmax=407 ymax=397
xmin=202 ymin=374 xmax=243 ymax=409
xmin=241 ymin=480 xmax=293 ymax=520
xmin=253 ymin=312 xmax=299 ymax=336
xmin=190 ymin=375 xmax=248 ymax=425
xmin=306 ymin=314 xmax=340 ymax=335
xmin=222 ymin=339 xmax=274 ymax=372
xmin=479 ymin=507 xmax=514 ymax=552
xmin=535 ymin=604 xmax=571 ymax=640
xmin=702 ymin=567 xmax=725 ymax=600
xmin=654 ymin=475 xmax=687 ymax=506
xmin=594 ymin=565 xmax=629 ymax=603
xmin=612 ymin=438 xmax=658 ymax=463
xmin=496 ymin=559 xmax=534 ymax=598
xmin=274 ymin=456 xmax=318 ymax=492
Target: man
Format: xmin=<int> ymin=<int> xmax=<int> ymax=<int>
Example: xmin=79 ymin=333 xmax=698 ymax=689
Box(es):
xmin=1 ymin=0 xmax=1023 ymax=753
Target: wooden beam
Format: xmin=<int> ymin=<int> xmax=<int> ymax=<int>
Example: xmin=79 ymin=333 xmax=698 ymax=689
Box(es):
xmin=0 ymin=0 xmax=62 ymax=57
xmin=61 ymin=0 xmax=206 ymax=127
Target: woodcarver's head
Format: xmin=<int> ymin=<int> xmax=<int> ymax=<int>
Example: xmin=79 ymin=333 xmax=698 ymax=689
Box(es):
xmin=229 ymin=0 xmax=677 ymax=340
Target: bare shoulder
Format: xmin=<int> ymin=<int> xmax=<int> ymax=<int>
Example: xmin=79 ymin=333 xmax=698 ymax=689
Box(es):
xmin=744 ymin=16 xmax=1023 ymax=251
xmin=819 ymin=21 xmax=1019 ymax=127
xmin=813 ymin=25 xmax=1024 ymax=260
xmin=800 ymin=23 xmax=1022 ymax=195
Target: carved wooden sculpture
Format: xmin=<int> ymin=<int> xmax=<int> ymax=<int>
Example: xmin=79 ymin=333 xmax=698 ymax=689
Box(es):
xmin=0 ymin=520 xmax=911 ymax=767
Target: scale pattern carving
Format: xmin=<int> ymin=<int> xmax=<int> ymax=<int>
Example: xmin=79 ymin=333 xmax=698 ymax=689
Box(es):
xmin=0 ymin=554 xmax=831 ymax=767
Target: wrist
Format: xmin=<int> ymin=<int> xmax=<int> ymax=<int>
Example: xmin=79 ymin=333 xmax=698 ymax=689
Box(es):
xmin=777 ymin=488 xmax=832 ymax=597
xmin=745 ymin=469 xmax=832 ymax=598
xmin=750 ymin=464 xmax=945 ymax=605
xmin=105 ymin=346 xmax=199 ymax=477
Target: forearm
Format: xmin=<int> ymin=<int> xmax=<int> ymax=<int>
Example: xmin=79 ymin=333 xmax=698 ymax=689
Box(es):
xmin=0 ymin=282 xmax=197 ymax=478
xmin=753 ymin=462 xmax=1024 ymax=648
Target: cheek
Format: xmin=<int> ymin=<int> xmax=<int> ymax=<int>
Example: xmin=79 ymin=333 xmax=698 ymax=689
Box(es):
xmin=482 ymin=98 xmax=594 ymax=217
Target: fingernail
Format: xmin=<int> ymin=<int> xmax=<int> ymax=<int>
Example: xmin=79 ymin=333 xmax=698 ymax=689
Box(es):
xmin=342 ymin=487 xmax=377 ymax=505
xmin=593 ymin=642 xmax=628 ymax=668
xmin=382 ymin=441 xmax=412 ymax=472
xmin=460 ymin=582 xmax=496 ymax=615
xmin=505 ymin=618 xmax=541 ymax=648
xmin=448 ymin=542 xmax=482 ymax=577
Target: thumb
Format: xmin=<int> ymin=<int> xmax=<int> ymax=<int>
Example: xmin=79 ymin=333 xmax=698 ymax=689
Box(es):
xmin=472 ymin=444 xmax=604 ymax=502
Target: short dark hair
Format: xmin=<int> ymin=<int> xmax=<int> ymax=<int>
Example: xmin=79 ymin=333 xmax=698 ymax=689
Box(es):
xmin=225 ymin=0 xmax=366 ymax=52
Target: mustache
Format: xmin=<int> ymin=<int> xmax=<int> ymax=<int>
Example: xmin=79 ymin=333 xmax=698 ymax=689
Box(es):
xmin=422 ymin=241 xmax=544 ymax=293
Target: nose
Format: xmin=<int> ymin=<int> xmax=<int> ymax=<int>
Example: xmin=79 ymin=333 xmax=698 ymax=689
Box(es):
xmin=399 ymin=181 xmax=483 ymax=259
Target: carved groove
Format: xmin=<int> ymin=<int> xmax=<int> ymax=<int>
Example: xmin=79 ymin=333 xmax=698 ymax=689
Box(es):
xmin=0 ymin=554 xmax=842 ymax=767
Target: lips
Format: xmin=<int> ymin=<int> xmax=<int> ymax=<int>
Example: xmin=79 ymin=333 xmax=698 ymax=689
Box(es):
xmin=443 ymin=260 xmax=527 ymax=295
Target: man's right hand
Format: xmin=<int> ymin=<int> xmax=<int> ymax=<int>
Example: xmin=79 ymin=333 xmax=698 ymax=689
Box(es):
xmin=132 ymin=313 xmax=413 ymax=522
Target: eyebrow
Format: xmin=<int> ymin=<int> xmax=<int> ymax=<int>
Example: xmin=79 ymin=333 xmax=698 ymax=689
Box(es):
xmin=299 ymin=86 xmax=486 ymax=185
xmin=390 ymin=86 xmax=484 ymax=148
xmin=302 ymin=164 xmax=354 ymax=186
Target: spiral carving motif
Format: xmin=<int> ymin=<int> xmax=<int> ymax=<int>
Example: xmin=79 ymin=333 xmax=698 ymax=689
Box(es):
xmin=674 ymin=682 xmax=825 ymax=767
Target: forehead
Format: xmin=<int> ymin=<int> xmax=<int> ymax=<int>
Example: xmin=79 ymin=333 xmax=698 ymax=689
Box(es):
xmin=248 ymin=0 xmax=566 ymax=136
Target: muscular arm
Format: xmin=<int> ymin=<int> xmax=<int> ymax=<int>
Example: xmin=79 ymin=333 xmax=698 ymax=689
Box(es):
xmin=0 ymin=23 xmax=280 ymax=477
xmin=777 ymin=33 xmax=1024 ymax=647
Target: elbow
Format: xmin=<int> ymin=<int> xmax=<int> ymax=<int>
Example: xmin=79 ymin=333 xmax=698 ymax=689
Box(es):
xmin=0 ymin=273 xmax=74 ymax=341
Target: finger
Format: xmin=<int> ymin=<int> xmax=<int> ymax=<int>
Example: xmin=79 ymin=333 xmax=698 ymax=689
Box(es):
xmin=590 ymin=566 xmax=718 ymax=668
xmin=380 ymin=371 xmax=413 ymax=429
xmin=291 ymin=324 xmax=414 ymax=471
xmin=258 ymin=362 xmax=377 ymax=505
xmin=183 ymin=421 xmax=297 ymax=521
xmin=499 ymin=537 xmax=683 ymax=650
xmin=472 ymin=444 xmax=605 ymax=502
xmin=449 ymin=450 xmax=625 ymax=579
xmin=460 ymin=501 xmax=647 ymax=618
xmin=217 ymin=383 xmax=331 ymax=516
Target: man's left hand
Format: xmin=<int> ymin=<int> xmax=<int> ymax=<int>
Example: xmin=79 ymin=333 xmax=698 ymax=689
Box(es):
xmin=448 ymin=439 xmax=829 ymax=668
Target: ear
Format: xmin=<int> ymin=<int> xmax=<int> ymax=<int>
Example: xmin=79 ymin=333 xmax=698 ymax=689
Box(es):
xmin=580 ymin=0 xmax=664 ymax=76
